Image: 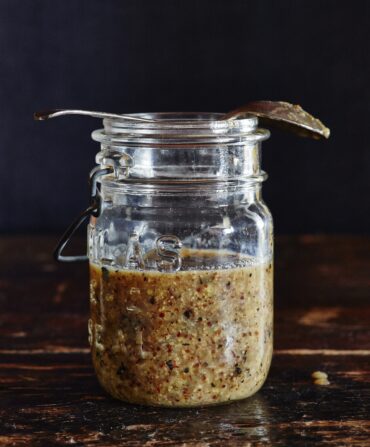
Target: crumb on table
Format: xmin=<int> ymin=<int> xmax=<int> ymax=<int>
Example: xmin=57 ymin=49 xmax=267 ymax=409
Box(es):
xmin=312 ymin=371 xmax=330 ymax=386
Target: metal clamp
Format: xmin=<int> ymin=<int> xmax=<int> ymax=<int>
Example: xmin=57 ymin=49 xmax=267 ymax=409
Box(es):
xmin=54 ymin=167 xmax=113 ymax=262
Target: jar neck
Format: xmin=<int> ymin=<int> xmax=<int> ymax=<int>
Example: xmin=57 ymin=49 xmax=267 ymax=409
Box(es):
xmin=100 ymin=182 xmax=264 ymax=211
xmin=91 ymin=112 xmax=270 ymax=185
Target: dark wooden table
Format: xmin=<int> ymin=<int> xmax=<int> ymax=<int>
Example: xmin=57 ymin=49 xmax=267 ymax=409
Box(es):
xmin=0 ymin=235 xmax=369 ymax=446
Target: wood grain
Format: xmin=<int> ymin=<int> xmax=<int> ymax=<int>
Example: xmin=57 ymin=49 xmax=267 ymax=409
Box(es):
xmin=0 ymin=235 xmax=369 ymax=446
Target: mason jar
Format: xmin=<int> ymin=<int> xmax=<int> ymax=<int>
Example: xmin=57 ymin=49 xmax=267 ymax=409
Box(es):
xmin=78 ymin=112 xmax=273 ymax=407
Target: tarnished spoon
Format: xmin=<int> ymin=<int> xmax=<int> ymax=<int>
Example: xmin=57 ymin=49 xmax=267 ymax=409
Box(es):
xmin=34 ymin=102 xmax=330 ymax=140
xmin=34 ymin=109 xmax=154 ymax=122
xmin=222 ymin=100 xmax=330 ymax=140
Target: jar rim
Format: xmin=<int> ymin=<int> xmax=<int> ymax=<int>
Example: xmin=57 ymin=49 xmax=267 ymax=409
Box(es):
xmin=92 ymin=112 xmax=270 ymax=146
xmin=104 ymin=112 xmax=257 ymax=129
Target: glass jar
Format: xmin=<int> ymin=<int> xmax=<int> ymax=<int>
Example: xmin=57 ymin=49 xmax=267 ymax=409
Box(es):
xmin=82 ymin=112 xmax=273 ymax=407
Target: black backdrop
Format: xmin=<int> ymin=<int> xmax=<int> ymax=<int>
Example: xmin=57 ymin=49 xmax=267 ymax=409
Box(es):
xmin=0 ymin=0 xmax=369 ymax=233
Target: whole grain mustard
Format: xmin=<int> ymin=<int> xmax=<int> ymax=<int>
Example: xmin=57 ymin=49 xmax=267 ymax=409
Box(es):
xmin=89 ymin=250 xmax=273 ymax=407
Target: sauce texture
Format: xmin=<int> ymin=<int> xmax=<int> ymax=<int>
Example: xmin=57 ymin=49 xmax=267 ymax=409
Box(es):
xmin=89 ymin=250 xmax=273 ymax=406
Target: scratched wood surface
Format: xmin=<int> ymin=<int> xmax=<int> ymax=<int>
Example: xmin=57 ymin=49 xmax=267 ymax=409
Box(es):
xmin=0 ymin=235 xmax=369 ymax=446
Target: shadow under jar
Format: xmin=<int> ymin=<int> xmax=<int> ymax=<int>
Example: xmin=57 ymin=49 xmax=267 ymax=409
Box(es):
xmin=88 ymin=113 xmax=273 ymax=407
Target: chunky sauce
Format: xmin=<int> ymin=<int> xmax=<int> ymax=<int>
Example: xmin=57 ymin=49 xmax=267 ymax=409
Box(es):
xmin=89 ymin=250 xmax=273 ymax=407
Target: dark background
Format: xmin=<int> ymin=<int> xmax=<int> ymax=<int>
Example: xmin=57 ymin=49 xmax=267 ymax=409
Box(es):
xmin=0 ymin=0 xmax=369 ymax=234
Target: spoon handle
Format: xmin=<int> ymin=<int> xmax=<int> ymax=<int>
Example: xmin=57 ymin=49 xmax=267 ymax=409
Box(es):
xmin=34 ymin=109 xmax=154 ymax=122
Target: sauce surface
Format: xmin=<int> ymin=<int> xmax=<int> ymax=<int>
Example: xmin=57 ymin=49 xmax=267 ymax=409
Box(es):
xmin=89 ymin=250 xmax=273 ymax=407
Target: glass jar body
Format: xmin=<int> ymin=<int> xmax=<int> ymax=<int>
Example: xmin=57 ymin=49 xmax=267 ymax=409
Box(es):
xmin=88 ymin=180 xmax=273 ymax=407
